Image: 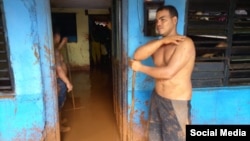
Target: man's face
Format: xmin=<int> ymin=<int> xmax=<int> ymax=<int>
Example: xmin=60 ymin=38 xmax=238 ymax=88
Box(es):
xmin=53 ymin=33 xmax=61 ymax=45
xmin=155 ymin=10 xmax=177 ymax=36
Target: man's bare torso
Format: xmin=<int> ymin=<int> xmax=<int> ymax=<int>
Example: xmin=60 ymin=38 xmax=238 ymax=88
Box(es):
xmin=152 ymin=39 xmax=195 ymax=100
xmin=55 ymin=49 xmax=68 ymax=76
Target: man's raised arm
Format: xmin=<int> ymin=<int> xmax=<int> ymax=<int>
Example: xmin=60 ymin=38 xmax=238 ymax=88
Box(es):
xmin=134 ymin=35 xmax=186 ymax=60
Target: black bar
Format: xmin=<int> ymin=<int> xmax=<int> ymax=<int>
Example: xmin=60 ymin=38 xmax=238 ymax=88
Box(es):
xmin=186 ymin=125 xmax=250 ymax=140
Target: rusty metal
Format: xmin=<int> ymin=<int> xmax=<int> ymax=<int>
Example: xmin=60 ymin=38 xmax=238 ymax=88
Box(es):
xmin=129 ymin=71 xmax=136 ymax=141
xmin=64 ymin=45 xmax=76 ymax=109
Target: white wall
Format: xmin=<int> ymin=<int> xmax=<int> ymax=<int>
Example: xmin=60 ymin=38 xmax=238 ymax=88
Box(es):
xmin=52 ymin=8 xmax=90 ymax=70
xmin=51 ymin=8 xmax=110 ymax=70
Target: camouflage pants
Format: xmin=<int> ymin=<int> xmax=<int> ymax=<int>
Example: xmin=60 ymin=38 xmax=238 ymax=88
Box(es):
xmin=148 ymin=90 xmax=191 ymax=141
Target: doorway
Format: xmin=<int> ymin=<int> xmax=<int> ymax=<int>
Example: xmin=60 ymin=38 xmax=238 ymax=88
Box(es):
xmin=50 ymin=1 xmax=128 ymax=140
xmin=88 ymin=15 xmax=112 ymax=71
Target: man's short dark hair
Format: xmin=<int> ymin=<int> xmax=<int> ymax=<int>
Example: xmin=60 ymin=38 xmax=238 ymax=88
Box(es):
xmin=157 ymin=5 xmax=178 ymax=18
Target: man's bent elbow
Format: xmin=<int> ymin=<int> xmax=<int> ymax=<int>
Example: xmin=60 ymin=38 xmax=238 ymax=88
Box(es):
xmin=134 ymin=54 xmax=148 ymax=61
xmin=133 ymin=54 xmax=142 ymax=61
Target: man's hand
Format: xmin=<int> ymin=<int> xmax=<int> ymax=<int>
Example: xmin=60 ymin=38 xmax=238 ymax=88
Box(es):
xmin=57 ymin=37 xmax=68 ymax=50
xmin=66 ymin=82 xmax=73 ymax=92
xmin=161 ymin=35 xmax=186 ymax=45
xmin=61 ymin=37 xmax=68 ymax=45
xmin=129 ymin=59 xmax=142 ymax=72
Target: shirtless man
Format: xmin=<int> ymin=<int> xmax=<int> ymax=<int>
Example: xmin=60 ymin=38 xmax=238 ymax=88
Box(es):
xmin=54 ymin=32 xmax=73 ymax=96
xmin=53 ymin=32 xmax=73 ymax=132
xmin=129 ymin=5 xmax=195 ymax=141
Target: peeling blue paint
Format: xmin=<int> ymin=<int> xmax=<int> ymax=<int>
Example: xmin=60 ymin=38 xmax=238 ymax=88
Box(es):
xmin=0 ymin=0 xmax=57 ymax=140
xmin=0 ymin=95 xmax=44 ymax=140
xmin=191 ymin=86 xmax=250 ymax=124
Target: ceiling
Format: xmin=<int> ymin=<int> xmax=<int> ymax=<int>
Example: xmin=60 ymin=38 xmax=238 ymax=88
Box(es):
xmin=50 ymin=0 xmax=112 ymax=9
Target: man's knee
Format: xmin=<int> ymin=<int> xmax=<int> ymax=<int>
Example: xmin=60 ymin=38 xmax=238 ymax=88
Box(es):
xmin=148 ymin=123 xmax=162 ymax=141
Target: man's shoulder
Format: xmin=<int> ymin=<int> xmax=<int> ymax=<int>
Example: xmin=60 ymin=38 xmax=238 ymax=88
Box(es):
xmin=176 ymin=37 xmax=195 ymax=54
xmin=180 ymin=36 xmax=195 ymax=48
xmin=183 ymin=36 xmax=194 ymax=43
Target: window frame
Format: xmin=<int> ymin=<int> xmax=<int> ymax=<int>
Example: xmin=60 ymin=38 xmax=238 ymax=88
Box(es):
xmin=0 ymin=1 xmax=15 ymax=96
xmin=186 ymin=0 xmax=250 ymax=88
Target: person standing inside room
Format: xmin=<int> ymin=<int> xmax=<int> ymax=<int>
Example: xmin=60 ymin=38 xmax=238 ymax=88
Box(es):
xmin=102 ymin=20 xmax=112 ymax=66
xmin=53 ymin=31 xmax=73 ymax=132
xmin=129 ymin=5 xmax=195 ymax=141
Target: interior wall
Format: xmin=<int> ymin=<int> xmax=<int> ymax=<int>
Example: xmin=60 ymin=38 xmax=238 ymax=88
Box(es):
xmin=51 ymin=8 xmax=110 ymax=70
xmin=51 ymin=8 xmax=90 ymax=70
